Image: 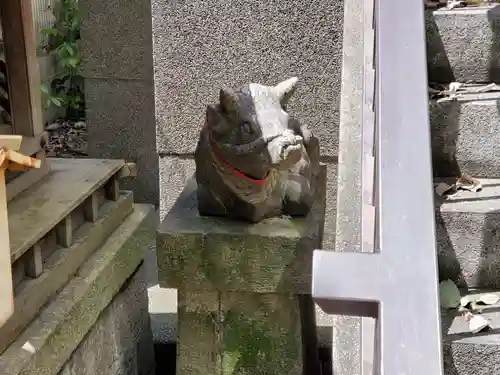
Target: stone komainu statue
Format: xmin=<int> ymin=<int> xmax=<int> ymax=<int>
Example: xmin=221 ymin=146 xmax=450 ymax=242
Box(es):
xmin=195 ymin=77 xmax=320 ymax=223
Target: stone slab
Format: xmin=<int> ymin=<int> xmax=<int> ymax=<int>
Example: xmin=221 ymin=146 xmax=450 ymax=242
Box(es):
xmin=59 ymin=264 xmax=155 ymax=375
xmin=0 ymin=192 xmax=134 ymax=355
xmin=441 ymin=291 xmax=500 ymax=375
xmin=81 ymin=0 xmax=153 ymax=80
xmin=85 ymin=79 xmax=158 ymax=205
xmin=152 ymin=0 xmax=344 ymax=157
xmin=156 ymin=177 xmax=324 ymax=294
xmin=0 ymin=204 xmax=156 ymax=375
xmin=430 ymin=91 xmax=500 ymax=178
xmin=436 ymin=178 xmax=500 ymax=289
xmin=329 ymin=0 xmax=367 ymax=371
xmin=426 ymin=6 xmax=500 ymax=83
xmin=146 ymin=245 xmax=334 ymax=349
xmin=177 ymin=290 xmax=302 ymax=375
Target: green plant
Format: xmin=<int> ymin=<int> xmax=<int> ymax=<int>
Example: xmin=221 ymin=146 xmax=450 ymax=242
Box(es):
xmin=40 ymin=0 xmax=84 ymax=119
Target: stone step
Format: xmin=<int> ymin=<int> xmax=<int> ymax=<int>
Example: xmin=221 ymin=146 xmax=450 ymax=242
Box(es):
xmin=441 ymin=290 xmax=500 ymax=375
xmin=430 ymin=90 xmax=500 ymax=178
xmin=0 ymin=203 xmax=156 ymax=375
xmin=426 ymin=6 xmax=500 ymax=83
xmin=436 ymin=178 xmax=500 ymax=289
xmin=1 ymin=158 xmax=132 ymax=354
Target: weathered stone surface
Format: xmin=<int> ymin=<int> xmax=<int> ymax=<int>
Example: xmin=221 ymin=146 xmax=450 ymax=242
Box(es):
xmin=328 ymin=0 xmax=366 ymax=371
xmin=152 ymin=0 xmax=344 ymax=157
xmin=323 ymin=162 xmax=338 ymax=249
xmin=59 ymin=264 xmax=155 ymax=375
xmin=159 ymin=156 xmax=196 ymax=219
xmin=430 ymin=91 xmax=500 ymax=178
xmin=81 ymin=0 xmax=153 ymax=80
xmin=436 ymin=179 xmax=500 ymax=289
xmin=156 ymin=177 xmax=324 ymax=294
xmin=426 ymin=6 xmax=500 ymax=83
xmin=85 ymin=79 xmax=158 ymax=204
xmin=0 ymin=204 xmax=156 ymax=375
xmin=147 ymin=243 xmax=335 ymax=348
xmin=177 ymin=290 xmax=302 ymax=375
xmin=441 ymin=298 xmax=500 ymax=375
xmin=195 ymin=78 xmax=320 ymax=223
xmin=81 ymin=0 xmax=156 ymax=205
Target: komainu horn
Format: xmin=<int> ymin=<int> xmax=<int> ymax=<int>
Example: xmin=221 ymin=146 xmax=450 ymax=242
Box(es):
xmin=195 ymin=77 xmax=320 ymax=223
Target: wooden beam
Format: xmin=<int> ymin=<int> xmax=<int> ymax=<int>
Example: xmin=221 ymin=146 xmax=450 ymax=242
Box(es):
xmin=0 ymin=135 xmax=22 ymax=151
xmin=6 ymin=151 xmax=49 ymax=202
xmin=0 ymin=168 xmax=14 ymax=327
xmin=0 ymin=0 xmax=44 ymax=137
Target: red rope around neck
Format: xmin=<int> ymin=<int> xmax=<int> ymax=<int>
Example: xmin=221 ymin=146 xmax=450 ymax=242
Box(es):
xmin=210 ymin=137 xmax=269 ymax=185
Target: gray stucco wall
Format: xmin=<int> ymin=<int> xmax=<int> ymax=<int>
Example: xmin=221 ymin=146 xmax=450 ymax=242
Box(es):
xmin=81 ymin=0 xmax=158 ymax=205
xmin=152 ymin=0 xmax=344 ymax=247
xmin=58 ymin=264 xmax=155 ymax=375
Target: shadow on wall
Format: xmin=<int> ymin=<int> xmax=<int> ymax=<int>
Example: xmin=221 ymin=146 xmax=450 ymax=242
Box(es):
xmin=488 ymin=5 xmax=500 ymax=82
xmin=425 ymin=9 xmax=455 ymax=84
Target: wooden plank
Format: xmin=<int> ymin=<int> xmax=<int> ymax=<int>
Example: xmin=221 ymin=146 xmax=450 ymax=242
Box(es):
xmin=56 ymin=215 xmax=73 ymax=248
xmin=18 ymin=134 xmax=45 ymax=157
xmin=0 ymin=0 xmax=44 ymax=137
xmin=83 ymin=193 xmax=99 ymax=222
xmin=6 ymin=151 xmax=49 ymax=202
xmin=105 ymin=177 xmax=120 ymax=201
xmin=0 ymin=168 xmax=14 ymax=328
xmin=0 ymin=192 xmax=134 ymax=355
xmin=24 ymin=243 xmax=43 ymax=278
xmin=0 ymin=134 xmax=44 ymax=156
xmin=8 ymin=158 xmax=125 ymax=262
xmin=0 ymin=136 xmax=22 ymax=151
xmin=3 ymin=149 xmax=41 ymax=169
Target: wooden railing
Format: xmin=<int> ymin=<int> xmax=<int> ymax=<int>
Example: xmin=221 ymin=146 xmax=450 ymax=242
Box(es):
xmin=312 ymin=0 xmax=444 ymax=373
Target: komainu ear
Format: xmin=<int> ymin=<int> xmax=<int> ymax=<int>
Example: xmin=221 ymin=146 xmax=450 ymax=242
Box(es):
xmin=206 ymin=105 xmax=229 ymax=134
xmin=219 ymin=89 xmax=239 ymax=115
xmin=274 ymin=77 xmax=298 ymax=108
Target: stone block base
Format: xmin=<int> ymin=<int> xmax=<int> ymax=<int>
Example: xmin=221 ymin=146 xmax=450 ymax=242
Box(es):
xmin=177 ymin=291 xmax=302 ymax=375
xmin=59 ymin=264 xmax=155 ymax=375
xmin=157 ymin=179 xmax=326 ymax=375
xmin=0 ymin=204 xmax=156 ymax=375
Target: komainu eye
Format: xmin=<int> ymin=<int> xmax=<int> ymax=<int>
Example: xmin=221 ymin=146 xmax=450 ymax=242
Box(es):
xmin=240 ymin=121 xmax=253 ymax=134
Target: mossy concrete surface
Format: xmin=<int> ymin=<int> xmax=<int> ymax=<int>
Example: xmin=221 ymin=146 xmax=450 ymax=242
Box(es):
xmin=157 ymin=178 xmax=325 ymax=294
xmin=177 ymin=291 xmax=302 ymax=375
xmin=157 ymin=177 xmax=326 ymax=375
xmin=0 ymin=204 xmax=156 ymax=375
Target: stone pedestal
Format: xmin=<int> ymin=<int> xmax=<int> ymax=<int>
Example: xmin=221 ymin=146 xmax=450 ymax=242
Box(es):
xmin=157 ymin=178 xmax=325 ymax=375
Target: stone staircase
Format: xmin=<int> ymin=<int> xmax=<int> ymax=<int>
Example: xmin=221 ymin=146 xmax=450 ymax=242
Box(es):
xmin=428 ymin=5 xmax=500 ymax=375
xmin=0 ymin=158 xmax=156 ymax=375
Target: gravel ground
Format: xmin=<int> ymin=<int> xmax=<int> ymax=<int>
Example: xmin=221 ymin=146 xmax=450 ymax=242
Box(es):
xmin=44 ymin=119 xmax=88 ymax=158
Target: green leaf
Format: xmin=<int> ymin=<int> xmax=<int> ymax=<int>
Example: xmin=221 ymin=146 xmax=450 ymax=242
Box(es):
xmin=64 ymin=43 xmax=74 ymax=55
xmin=51 ymin=97 xmax=63 ymax=107
xmin=41 ymin=28 xmax=59 ymax=36
xmin=439 ymin=279 xmax=461 ymax=309
xmin=66 ymin=57 xmax=80 ymax=68
xmin=40 ymin=85 xmax=50 ymax=94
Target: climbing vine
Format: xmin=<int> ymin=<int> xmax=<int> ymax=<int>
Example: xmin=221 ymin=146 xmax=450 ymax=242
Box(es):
xmin=40 ymin=0 xmax=84 ymax=119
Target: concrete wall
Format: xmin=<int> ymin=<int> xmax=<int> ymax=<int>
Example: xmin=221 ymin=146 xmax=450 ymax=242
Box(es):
xmin=152 ymin=0 xmax=344 ymax=247
xmin=80 ymin=0 xmax=158 ymax=205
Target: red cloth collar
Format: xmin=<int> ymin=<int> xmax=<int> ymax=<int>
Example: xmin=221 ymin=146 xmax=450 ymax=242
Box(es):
xmin=210 ymin=137 xmax=269 ymax=185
